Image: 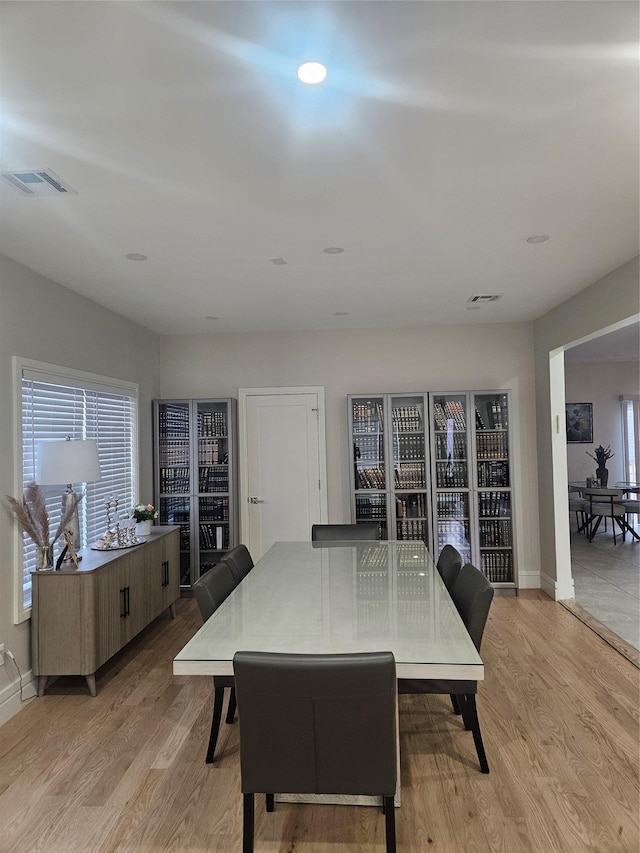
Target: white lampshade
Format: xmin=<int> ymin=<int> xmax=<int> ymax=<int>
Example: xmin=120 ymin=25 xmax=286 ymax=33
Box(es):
xmin=37 ymin=439 xmax=102 ymax=486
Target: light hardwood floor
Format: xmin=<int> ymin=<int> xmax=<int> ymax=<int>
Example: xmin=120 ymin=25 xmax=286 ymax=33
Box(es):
xmin=0 ymin=592 xmax=638 ymax=853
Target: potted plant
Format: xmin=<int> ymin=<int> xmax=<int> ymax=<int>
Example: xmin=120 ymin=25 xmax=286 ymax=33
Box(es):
xmin=586 ymin=445 xmax=614 ymax=487
xmin=132 ymin=503 xmax=158 ymax=536
xmin=5 ymin=481 xmax=83 ymax=570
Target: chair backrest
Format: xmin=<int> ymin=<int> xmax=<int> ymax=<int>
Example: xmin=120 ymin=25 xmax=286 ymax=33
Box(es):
xmin=233 ymin=651 xmax=397 ymax=797
xmin=224 ymin=544 xmax=254 ymax=583
xmin=436 ymin=544 xmax=463 ymax=591
xmin=450 ymin=563 xmax=494 ymax=652
xmin=311 ymin=523 xmax=379 ymax=541
xmin=192 ymin=561 xmax=238 ymax=622
xmin=582 ymin=488 xmax=624 ymax=501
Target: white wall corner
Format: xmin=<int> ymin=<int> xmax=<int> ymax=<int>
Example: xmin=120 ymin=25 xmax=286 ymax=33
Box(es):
xmin=0 ymin=668 xmax=37 ymax=728
xmin=540 ymin=570 xmax=575 ymax=601
xmin=516 ymin=568 xmax=542 ymax=590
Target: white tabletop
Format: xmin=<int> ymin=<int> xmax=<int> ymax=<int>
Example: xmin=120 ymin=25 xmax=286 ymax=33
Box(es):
xmin=173 ymin=540 xmax=484 ymax=681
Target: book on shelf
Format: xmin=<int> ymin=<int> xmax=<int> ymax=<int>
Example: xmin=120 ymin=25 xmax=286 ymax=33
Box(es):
xmin=352 ymin=401 xmax=384 ymax=433
xmin=391 ymin=404 xmax=423 ymax=432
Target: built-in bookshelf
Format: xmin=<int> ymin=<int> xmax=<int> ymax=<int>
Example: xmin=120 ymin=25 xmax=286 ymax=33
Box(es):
xmin=349 ymin=390 xmax=516 ymax=591
xmin=153 ymin=398 xmax=237 ymax=588
xmin=349 ymin=394 xmax=430 ymax=545
xmin=473 ymin=393 xmax=514 ymax=587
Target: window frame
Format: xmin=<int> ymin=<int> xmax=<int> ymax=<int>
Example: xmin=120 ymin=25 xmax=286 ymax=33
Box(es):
xmin=11 ymin=357 xmax=139 ymax=623
xmin=620 ymin=394 xmax=640 ymax=487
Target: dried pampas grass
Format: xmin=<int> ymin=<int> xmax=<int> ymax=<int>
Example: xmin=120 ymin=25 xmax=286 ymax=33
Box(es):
xmin=5 ymin=481 xmax=84 ymax=547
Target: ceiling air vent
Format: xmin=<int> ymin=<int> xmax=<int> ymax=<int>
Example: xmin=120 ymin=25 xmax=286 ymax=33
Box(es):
xmin=467 ymin=294 xmax=502 ymax=304
xmin=1 ymin=169 xmax=77 ymax=197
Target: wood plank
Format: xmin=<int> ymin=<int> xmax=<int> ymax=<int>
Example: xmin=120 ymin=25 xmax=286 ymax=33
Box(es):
xmin=0 ymin=594 xmax=638 ymax=853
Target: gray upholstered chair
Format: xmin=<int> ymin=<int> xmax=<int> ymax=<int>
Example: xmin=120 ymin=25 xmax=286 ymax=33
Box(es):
xmin=192 ymin=561 xmax=239 ymax=763
xmin=311 ymin=522 xmax=379 ymax=541
xmin=582 ymin=488 xmax=627 ymax=544
xmin=398 ymin=562 xmax=494 ymax=773
xmin=568 ymin=486 xmax=589 ymax=534
xmin=436 ymin=544 xmax=463 ymax=592
xmin=223 ymin=543 xmax=254 ymax=583
xmin=233 ymin=651 xmax=398 ymax=853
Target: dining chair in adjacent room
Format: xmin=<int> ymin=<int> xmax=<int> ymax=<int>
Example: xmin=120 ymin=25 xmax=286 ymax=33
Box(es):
xmin=311 ymin=522 xmax=379 ymax=541
xmin=622 ymin=496 xmax=640 ymax=539
xmin=223 ymin=543 xmax=255 ymax=583
xmin=582 ymin=488 xmax=629 ymax=544
xmin=568 ymin=486 xmax=589 ymax=535
xmin=436 ymin=544 xmax=463 ymax=592
xmin=192 ymin=561 xmax=240 ymax=763
xmin=233 ymin=650 xmax=398 ymax=853
xmin=398 ymin=562 xmax=494 ymax=773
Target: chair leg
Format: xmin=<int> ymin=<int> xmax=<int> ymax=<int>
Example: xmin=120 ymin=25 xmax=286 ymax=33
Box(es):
xmin=243 ymin=793 xmax=254 ymax=853
xmin=205 ymin=683 xmax=225 ymax=763
xmin=463 ymin=694 xmax=490 ymax=773
xmin=265 ymin=793 xmax=274 ymax=812
xmin=450 ymin=694 xmax=461 ymax=715
xmin=384 ymin=795 xmax=396 ymax=853
xmin=225 ymin=685 xmax=237 ymax=723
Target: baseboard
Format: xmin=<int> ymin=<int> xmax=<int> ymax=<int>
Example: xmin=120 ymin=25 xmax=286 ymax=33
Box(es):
xmin=539 ymin=570 xmax=574 ymax=601
xmin=0 ymin=666 xmax=37 ymax=727
xmin=515 ymin=568 xmax=541 ymax=590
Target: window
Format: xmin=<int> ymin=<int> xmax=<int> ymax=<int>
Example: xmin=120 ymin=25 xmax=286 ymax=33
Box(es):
xmin=15 ymin=360 xmax=138 ymax=620
xmin=621 ymin=395 xmax=639 ymax=484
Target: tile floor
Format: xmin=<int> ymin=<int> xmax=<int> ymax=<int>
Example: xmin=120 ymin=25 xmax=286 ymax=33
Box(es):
xmin=570 ymin=517 xmax=640 ymax=650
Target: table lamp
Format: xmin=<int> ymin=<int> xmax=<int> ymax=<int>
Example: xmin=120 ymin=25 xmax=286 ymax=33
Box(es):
xmin=36 ymin=437 xmax=102 ymax=560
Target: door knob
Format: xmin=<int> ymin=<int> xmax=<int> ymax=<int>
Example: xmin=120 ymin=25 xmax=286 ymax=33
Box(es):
xmin=249 ymin=496 xmax=265 ymax=504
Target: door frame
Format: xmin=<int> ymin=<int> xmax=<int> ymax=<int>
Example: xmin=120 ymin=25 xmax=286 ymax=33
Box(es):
xmin=238 ymin=386 xmax=328 ymax=546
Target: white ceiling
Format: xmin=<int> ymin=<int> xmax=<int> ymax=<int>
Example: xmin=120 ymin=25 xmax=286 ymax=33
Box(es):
xmin=1 ymin=1 xmax=638 ymax=337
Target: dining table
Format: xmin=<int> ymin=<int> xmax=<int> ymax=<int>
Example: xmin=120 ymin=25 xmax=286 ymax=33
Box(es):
xmin=173 ymin=540 xmax=484 ymax=806
xmin=173 ymin=539 xmax=484 ymax=681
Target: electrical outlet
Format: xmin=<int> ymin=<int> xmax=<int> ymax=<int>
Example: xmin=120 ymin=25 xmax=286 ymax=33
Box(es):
xmin=0 ymin=643 xmax=5 ymax=666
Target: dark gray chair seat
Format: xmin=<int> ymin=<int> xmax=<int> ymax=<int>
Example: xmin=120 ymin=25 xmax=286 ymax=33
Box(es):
xmin=311 ymin=522 xmax=379 ymax=541
xmin=192 ymin=561 xmax=240 ymax=763
xmin=398 ymin=562 xmax=494 ymax=773
xmin=233 ymin=651 xmax=398 ymax=853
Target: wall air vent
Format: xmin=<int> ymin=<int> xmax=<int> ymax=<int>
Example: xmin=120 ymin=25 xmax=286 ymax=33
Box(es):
xmin=467 ymin=294 xmax=502 ymax=304
xmin=1 ymin=169 xmax=77 ymax=197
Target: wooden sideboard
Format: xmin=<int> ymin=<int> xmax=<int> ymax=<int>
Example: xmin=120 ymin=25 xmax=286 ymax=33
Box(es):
xmin=31 ymin=526 xmax=180 ymax=696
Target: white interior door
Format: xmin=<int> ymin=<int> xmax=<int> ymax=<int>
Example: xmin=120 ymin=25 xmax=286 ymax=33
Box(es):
xmin=239 ymin=388 xmax=327 ymax=560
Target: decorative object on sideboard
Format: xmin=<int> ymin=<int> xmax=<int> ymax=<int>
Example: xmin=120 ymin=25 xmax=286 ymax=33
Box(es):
xmin=36 ymin=437 xmax=102 ymax=561
xmin=566 ymin=403 xmax=593 ymax=443
xmin=133 ymin=502 xmax=158 ymax=537
xmin=93 ymin=497 xmax=143 ymax=550
xmin=5 ymin=481 xmax=83 ymax=570
xmin=586 ymin=444 xmax=614 ymax=488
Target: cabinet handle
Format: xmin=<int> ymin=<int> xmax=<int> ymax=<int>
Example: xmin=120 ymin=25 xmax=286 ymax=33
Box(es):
xmin=125 ymin=586 xmax=131 ymax=617
xmin=120 ymin=588 xmax=126 ymax=618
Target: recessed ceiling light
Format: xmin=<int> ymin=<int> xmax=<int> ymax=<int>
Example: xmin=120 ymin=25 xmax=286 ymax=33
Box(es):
xmin=205 ymin=316 xmax=219 ymax=321
xmin=323 ymin=247 xmax=344 ymax=254
xmin=269 ymin=257 xmax=287 ymax=265
xmin=297 ymin=62 xmax=327 ymax=85
xmin=125 ymin=253 xmax=148 ymax=261
xmin=334 ymin=312 xmax=349 ymax=316
xmin=526 ymin=235 xmax=549 ymax=244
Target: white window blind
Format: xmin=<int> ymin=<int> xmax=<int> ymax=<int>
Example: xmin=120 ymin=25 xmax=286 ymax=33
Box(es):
xmin=20 ymin=371 xmax=137 ymax=611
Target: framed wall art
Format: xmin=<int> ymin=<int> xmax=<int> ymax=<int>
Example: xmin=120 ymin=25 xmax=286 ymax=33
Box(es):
xmin=566 ymin=402 xmax=593 ymax=444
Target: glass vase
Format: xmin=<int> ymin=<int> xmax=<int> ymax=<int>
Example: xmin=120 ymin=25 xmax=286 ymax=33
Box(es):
xmin=35 ymin=543 xmax=54 ymax=571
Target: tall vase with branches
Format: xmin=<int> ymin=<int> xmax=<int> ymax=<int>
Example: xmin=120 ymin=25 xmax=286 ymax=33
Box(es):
xmin=5 ymin=481 xmax=83 ymax=570
xmin=586 ymin=445 xmax=614 ymax=488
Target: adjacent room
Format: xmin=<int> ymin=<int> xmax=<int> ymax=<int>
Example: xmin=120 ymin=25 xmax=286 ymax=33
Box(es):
xmin=0 ymin=2 xmax=638 ymax=851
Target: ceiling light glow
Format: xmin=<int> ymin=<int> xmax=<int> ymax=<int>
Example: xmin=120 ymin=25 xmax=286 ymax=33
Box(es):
xmin=297 ymin=62 xmax=327 ymax=85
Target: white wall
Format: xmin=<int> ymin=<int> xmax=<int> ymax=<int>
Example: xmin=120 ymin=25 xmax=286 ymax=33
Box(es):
xmin=0 ymin=254 xmax=161 ymax=724
xmin=160 ymin=322 xmax=541 ymax=590
xmin=533 ymin=256 xmax=640 ymax=599
xmin=565 ymin=361 xmax=639 ymax=484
